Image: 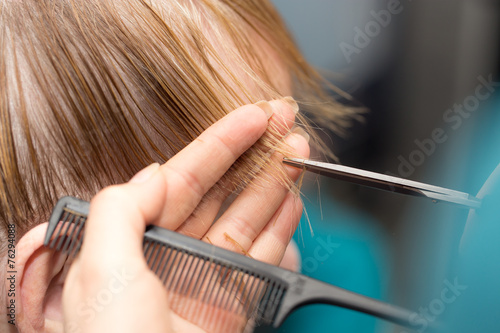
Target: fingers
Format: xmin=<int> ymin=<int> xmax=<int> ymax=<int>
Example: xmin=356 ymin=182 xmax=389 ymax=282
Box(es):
xmin=201 ymin=129 xmax=310 ymax=254
xmin=279 ymin=240 xmax=301 ymax=272
xmin=460 ymin=163 xmax=500 ymax=251
xmin=149 ymin=103 xmax=273 ymax=228
xmin=176 ymin=99 xmax=299 ymax=238
xmin=63 ymin=100 xmax=304 ymax=333
xmin=174 ymin=182 xmax=232 ymax=238
xmin=248 ymin=192 xmax=303 ymax=266
xmin=64 ymin=162 xmax=173 ymax=332
xmin=80 ymin=103 xmax=273 ymax=267
xmin=266 ymin=97 xmax=299 ymax=138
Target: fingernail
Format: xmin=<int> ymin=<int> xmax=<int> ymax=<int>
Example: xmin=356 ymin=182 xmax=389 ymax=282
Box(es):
xmin=255 ymin=100 xmax=274 ymax=119
xmin=129 ymin=163 xmax=160 ymax=184
xmin=282 ymin=96 xmax=299 ymax=114
xmin=292 ymin=127 xmax=310 ymax=143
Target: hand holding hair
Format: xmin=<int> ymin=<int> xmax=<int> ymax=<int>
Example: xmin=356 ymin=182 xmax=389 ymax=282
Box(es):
xmin=62 ymin=100 xmax=310 ymax=333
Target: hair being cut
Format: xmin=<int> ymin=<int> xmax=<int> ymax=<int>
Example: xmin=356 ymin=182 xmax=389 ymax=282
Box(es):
xmin=0 ymin=0 xmax=355 ymax=251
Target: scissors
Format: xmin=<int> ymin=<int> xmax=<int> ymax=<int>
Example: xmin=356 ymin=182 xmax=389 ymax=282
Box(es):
xmin=283 ymin=158 xmax=481 ymax=209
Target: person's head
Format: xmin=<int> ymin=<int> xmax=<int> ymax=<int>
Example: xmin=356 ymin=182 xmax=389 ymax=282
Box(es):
xmin=1 ymin=0 xmax=352 ymax=331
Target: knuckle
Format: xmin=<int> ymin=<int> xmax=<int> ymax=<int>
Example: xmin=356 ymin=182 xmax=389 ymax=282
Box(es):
xmin=210 ymin=131 xmax=240 ymax=161
xmin=164 ymin=165 xmax=206 ymax=199
xmin=223 ymin=216 xmax=258 ymax=246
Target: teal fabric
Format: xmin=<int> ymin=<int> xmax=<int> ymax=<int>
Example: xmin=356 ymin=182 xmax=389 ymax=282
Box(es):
xmin=273 ymin=183 xmax=392 ymax=333
xmin=397 ymin=96 xmax=500 ymax=333
xmin=442 ymin=97 xmax=500 ymax=332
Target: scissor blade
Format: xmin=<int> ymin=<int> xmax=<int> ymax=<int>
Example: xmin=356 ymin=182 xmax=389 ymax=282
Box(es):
xmin=283 ymin=158 xmax=481 ymax=209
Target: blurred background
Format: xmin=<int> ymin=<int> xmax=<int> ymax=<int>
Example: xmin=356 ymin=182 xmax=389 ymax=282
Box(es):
xmin=257 ymin=1 xmax=500 ymax=332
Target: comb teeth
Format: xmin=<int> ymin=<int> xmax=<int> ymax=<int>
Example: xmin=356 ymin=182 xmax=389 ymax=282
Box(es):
xmin=142 ymin=238 xmax=287 ymax=331
xmin=44 ymin=196 xmax=89 ymax=258
xmin=47 ymin=196 xmax=419 ymax=331
xmin=45 ymin=197 xmax=288 ymax=332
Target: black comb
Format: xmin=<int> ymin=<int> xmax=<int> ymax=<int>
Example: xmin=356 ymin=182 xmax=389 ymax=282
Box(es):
xmin=44 ymin=196 xmax=416 ymax=331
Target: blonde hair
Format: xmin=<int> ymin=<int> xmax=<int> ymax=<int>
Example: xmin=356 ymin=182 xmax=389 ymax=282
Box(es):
xmin=0 ymin=0 xmax=354 ymax=250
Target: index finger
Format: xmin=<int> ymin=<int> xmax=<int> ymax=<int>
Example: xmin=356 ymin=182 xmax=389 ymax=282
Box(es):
xmin=166 ymin=103 xmax=272 ymax=193
xmin=150 ymin=103 xmax=274 ymax=227
xmin=84 ymin=102 xmax=274 ymax=262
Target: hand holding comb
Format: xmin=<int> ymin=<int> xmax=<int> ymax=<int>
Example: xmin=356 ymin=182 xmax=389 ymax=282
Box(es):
xmin=45 ymin=196 xmax=416 ymax=332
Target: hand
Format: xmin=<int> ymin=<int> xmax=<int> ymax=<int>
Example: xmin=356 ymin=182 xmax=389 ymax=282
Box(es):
xmin=62 ymin=100 xmax=310 ymax=333
xmin=460 ymin=163 xmax=500 ymax=252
